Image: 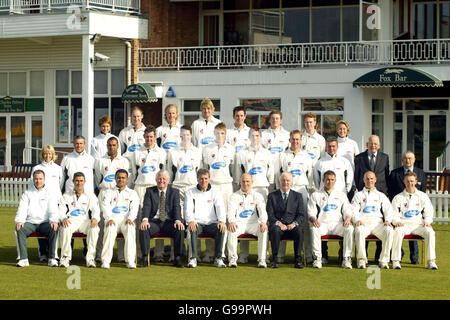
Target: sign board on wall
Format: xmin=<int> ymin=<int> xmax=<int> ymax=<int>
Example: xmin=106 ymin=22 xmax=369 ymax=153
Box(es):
xmin=0 ymin=96 xmax=25 ymax=112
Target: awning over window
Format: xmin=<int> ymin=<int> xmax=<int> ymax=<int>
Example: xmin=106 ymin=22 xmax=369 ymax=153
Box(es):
xmin=121 ymin=83 xmax=158 ymax=103
xmin=353 ymin=67 xmax=443 ymax=88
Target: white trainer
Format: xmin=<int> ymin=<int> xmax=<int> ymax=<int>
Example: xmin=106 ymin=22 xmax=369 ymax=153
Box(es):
xmin=16 ymin=259 xmax=30 ymax=267
xmin=59 ymin=257 xmax=70 ymax=268
xmin=187 ymin=258 xmax=197 ymax=268
xmin=86 ymin=259 xmax=96 ymax=268
xmin=257 ymin=261 xmax=267 ymax=268
xmin=312 ymin=259 xmax=322 ymax=269
xmin=229 ymin=259 xmax=237 ymax=268
xmin=392 ymin=261 xmax=401 ymax=269
xmin=48 ymin=259 xmax=58 ymax=267
xmin=342 ymin=257 xmax=352 ymax=269
xmin=379 ymin=262 xmax=389 ymax=269
xmin=101 ymin=262 xmax=110 ymax=269
xmin=126 ymin=262 xmax=136 ymax=269
xmin=428 ymin=260 xmax=438 ymax=270
xmin=357 ymin=259 xmax=366 ymax=269
xmin=214 ymin=258 xmax=227 ymax=268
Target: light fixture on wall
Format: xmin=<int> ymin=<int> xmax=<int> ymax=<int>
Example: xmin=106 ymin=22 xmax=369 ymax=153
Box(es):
xmin=90 ymin=33 xmax=101 ymax=44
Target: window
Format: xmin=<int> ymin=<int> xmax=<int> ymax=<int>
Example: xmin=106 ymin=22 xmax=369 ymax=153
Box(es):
xmin=300 ymin=98 xmax=344 ymax=138
xmin=240 ymin=98 xmax=281 ymax=129
xmin=55 ymin=69 xmax=125 ymax=143
xmin=0 ymin=71 xmax=45 ymax=97
xmin=372 ymin=99 xmax=384 ymax=150
xmin=30 ymin=71 xmax=44 ymax=97
xmin=9 ymin=72 xmax=27 ymax=96
xmin=180 ymin=99 xmax=221 ymax=127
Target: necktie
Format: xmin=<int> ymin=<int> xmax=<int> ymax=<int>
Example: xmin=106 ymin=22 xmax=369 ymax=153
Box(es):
xmin=159 ymin=191 xmax=167 ymax=222
xmin=283 ymin=192 xmax=288 ymax=205
xmin=369 ymin=154 xmax=375 ymax=171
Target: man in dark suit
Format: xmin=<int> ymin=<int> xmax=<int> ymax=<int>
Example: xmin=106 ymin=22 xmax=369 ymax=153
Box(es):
xmin=354 ymin=135 xmax=390 ymax=261
xmin=388 ymin=151 xmax=427 ymax=264
xmin=139 ymin=170 xmax=185 ymax=268
xmin=267 ymin=172 xmax=305 ymax=269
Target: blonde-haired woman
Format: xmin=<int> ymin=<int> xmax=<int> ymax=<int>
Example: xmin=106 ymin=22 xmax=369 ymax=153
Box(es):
xmin=30 ymin=144 xmax=63 ymax=262
xmin=156 ymin=104 xmax=182 ymax=151
xmin=336 ymin=120 xmax=359 ymax=168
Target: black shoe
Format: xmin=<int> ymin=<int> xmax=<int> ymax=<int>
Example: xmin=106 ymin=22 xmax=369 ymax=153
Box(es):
xmin=294 ymin=261 xmax=304 ymax=269
xmin=271 ymin=260 xmax=279 ymax=268
xmin=140 ymin=258 xmax=149 ymax=268
xmin=411 ymin=260 xmax=419 ymax=265
xmin=173 ymin=258 xmax=184 ymax=268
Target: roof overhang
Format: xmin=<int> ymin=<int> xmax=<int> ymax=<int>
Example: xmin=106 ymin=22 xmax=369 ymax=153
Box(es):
xmin=121 ymin=83 xmax=158 ymax=103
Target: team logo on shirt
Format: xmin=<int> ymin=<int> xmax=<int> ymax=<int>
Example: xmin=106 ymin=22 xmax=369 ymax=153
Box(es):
xmin=248 ymin=167 xmax=263 ymax=175
xmin=70 ymin=209 xmax=86 ymax=217
xmin=201 ymin=137 xmax=214 ymax=145
xmin=323 ymin=204 xmax=338 ymax=212
xmin=104 ymin=174 xmax=116 ymax=182
xmin=128 ymin=144 xmax=144 ymax=152
xmin=162 ymin=142 xmax=177 ymax=149
xmin=239 ymin=209 xmax=254 ymax=218
xmin=235 ymin=145 xmax=244 ymax=153
xmin=211 ymin=162 xmax=226 ymax=170
xmin=290 ymin=169 xmax=303 ymax=177
xmin=308 ymin=153 xmax=316 ymax=159
xmin=179 ymin=165 xmax=194 ymax=173
xmin=112 ymin=206 xmax=128 ymax=214
xmin=104 ymin=166 xmax=108 ymax=171
xmin=363 ymin=206 xmax=377 ymax=214
xmin=142 ymin=166 xmax=156 ymax=174
xmin=269 ymin=147 xmax=282 ymax=154
xmin=404 ymin=210 xmax=419 ymax=218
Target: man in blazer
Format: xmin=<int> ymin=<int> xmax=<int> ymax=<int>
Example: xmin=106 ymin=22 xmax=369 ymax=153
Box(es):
xmin=267 ymin=172 xmax=305 ymax=269
xmin=139 ymin=170 xmax=185 ymax=268
xmin=354 ymin=135 xmax=390 ymax=262
xmin=388 ymin=151 xmax=427 ymax=264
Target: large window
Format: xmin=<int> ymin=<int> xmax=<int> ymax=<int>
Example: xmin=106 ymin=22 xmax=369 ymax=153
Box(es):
xmin=180 ymin=99 xmax=221 ymax=127
xmin=220 ymin=0 xmax=359 ymax=45
xmin=413 ymin=0 xmax=450 ymax=39
xmin=55 ymin=69 xmax=125 ymax=144
xmin=240 ymin=98 xmax=281 ymax=129
xmin=372 ymin=99 xmax=384 ymax=149
xmin=300 ymin=98 xmax=344 ymax=138
xmin=0 ymin=71 xmax=44 ymax=97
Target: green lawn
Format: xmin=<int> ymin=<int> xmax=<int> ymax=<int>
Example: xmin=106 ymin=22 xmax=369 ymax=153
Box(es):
xmin=0 ymin=207 xmax=449 ymax=300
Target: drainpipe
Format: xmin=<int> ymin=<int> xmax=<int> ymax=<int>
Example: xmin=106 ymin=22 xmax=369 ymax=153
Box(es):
xmin=123 ymin=40 xmax=132 ymax=126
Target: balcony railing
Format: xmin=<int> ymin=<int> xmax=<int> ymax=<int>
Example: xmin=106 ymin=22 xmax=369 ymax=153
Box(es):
xmin=0 ymin=0 xmax=140 ymax=15
xmin=139 ymin=39 xmax=450 ymax=71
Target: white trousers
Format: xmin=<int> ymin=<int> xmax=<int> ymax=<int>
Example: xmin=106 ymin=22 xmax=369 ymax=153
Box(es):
xmin=101 ymin=217 xmax=136 ymax=264
xmin=227 ymin=223 xmax=268 ymax=263
xmin=354 ymin=222 xmax=393 ymax=263
xmin=311 ymin=221 xmax=354 ymax=259
xmin=60 ymin=219 xmax=99 ymax=261
xmin=392 ymin=223 xmax=436 ymax=262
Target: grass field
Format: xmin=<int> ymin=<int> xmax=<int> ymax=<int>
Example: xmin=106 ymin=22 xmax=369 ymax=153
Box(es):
xmin=0 ymin=207 xmax=449 ymax=300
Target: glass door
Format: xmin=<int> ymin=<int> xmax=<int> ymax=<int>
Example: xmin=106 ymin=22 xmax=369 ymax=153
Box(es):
xmin=0 ymin=117 xmax=6 ymax=170
xmin=11 ymin=116 xmax=25 ymax=166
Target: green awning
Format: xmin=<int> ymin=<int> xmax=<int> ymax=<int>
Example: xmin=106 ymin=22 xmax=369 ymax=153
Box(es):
xmin=121 ymin=83 xmax=158 ymax=103
xmin=353 ymin=67 xmax=443 ymax=88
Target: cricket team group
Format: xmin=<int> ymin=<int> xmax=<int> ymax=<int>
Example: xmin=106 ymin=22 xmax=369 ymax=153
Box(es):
xmin=14 ymin=98 xmax=438 ymax=270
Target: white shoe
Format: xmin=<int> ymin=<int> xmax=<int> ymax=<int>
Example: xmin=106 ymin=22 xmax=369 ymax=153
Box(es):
xmin=101 ymin=262 xmax=110 ymax=269
xmin=312 ymin=259 xmax=322 ymax=269
xmin=229 ymin=259 xmax=237 ymax=268
xmin=86 ymin=260 xmax=96 ymax=268
xmin=202 ymin=255 xmax=212 ymax=263
xmin=126 ymin=262 xmax=136 ymax=269
xmin=257 ymin=261 xmax=267 ymax=268
xmin=393 ymin=261 xmax=401 ymax=269
xmin=214 ymin=258 xmax=227 ymax=268
xmin=188 ymin=258 xmax=197 ymax=268
xmin=59 ymin=257 xmax=70 ymax=268
xmin=428 ymin=260 xmax=438 ymax=270
xmin=48 ymin=259 xmax=58 ymax=267
xmin=237 ymin=255 xmax=248 ymax=264
xmin=342 ymin=257 xmax=352 ymax=269
xmin=357 ymin=259 xmax=366 ymax=269
xmin=379 ymin=262 xmax=389 ymax=269
xmin=16 ymin=259 xmax=30 ymax=267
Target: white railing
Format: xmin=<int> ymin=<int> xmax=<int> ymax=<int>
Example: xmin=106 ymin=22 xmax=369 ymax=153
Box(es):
xmin=428 ymin=191 xmax=450 ymax=225
xmin=139 ymin=39 xmax=450 ymax=70
xmin=0 ymin=178 xmax=30 ymax=207
xmin=0 ymin=0 xmax=140 ymax=14
xmin=436 ymin=141 xmax=449 ymax=172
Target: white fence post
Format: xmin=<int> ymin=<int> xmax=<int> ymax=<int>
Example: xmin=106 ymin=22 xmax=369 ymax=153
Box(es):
xmin=427 ymin=190 xmax=450 ymax=225
xmin=0 ymin=177 xmax=31 ymax=207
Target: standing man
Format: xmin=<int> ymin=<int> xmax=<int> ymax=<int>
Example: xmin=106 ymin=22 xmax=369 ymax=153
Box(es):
xmin=267 ymin=172 xmax=305 ymax=269
xmin=58 ymin=172 xmax=100 ymax=268
xmin=119 ymin=106 xmax=146 ymax=160
xmin=184 ymin=169 xmax=227 ymax=268
xmin=191 ymin=98 xmax=221 ymax=149
xmin=139 ymin=170 xmax=185 ymax=268
xmin=391 ymin=172 xmax=438 ymax=270
xmin=100 ymin=169 xmax=140 ymax=269
xmin=15 ymin=170 xmax=59 ymax=267
xmin=389 ymin=151 xmax=427 ymax=264
xmin=354 ymin=135 xmax=390 ymax=262
xmin=351 ymin=171 xmax=394 ymax=269
xmin=301 ymin=112 xmax=326 ymax=165
xmin=308 ymin=170 xmax=354 ymax=269
xmin=156 ymin=104 xmax=182 ymax=151
xmin=227 ymin=173 xmax=268 ymax=268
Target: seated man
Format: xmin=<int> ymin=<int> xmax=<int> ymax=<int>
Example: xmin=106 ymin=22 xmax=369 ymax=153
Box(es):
xmin=227 ymin=173 xmax=268 ymax=268
xmin=139 ymin=170 xmax=185 ymax=268
xmin=308 ymin=170 xmax=354 ymax=269
xmin=15 ymin=170 xmax=59 ymax=267
xmin=100 ymin=169 xmax=140 ymax=269
xmin=391 ymin=171 xmax=438 ymax=270
xmin=267 ymin=172 xmax=305 ymax=269
xmin=184 ymin=168 xmax=227 ymax=268
xmin=351 ymin=171 xmax=394 ymax=269
xmin=58 ymin=172 xmax=100 ymax=268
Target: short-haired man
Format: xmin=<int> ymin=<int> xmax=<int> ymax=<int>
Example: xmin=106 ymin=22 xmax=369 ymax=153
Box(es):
xmin=118 ymin=106 xmax=146 ymax=159
xmin=139 ymin=170 xmax=185 ymax=268
xmin=15 ymin=170 xmax=59 ymax=267
xmin=308 ymin=170 xmax=354 ymax=269
xmin=301 ymin=112 xmax=326 ymax=165
xmin=156 ymin=104 xmax=182 ymax=151
xmin=191 ymin=98 xmax=221 ymax=149
xmin=227 ymin=173 xmax=268 ymax=268
xmin=58 ymin=172 xmax=100 ymax=268
xmin=351 ymin=171 xmax=394 ymax=269
xmin=184 ymin=169 xmax=227 ymax=268
xmin=391 ymin=172 xmax=438 ymax=270
xmin=100 ymin=169 xmax=140 ymax=269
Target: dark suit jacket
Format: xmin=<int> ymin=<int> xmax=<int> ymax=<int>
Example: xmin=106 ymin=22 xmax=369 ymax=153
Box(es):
xmin=266 ymin=189 xmax=305 ymax=227
xmin=141 ymin=185 xmax=182 ymax=222
xmin=354 ymin=150 xmax=390 ymax=196
xmin=388 ymin=166 xmax=427 ymax=200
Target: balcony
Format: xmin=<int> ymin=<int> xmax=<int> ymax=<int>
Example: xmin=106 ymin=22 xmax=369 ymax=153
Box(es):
xmin=0 ymin=0 xmax=140 ymax=15
xmin=139 ymin=39 xmax=450 ymax=71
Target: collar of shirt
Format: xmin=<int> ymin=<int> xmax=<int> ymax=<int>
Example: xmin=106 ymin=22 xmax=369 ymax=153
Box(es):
xmin=281 ymin=189 xmax=290 ymax=198
xmin=158 ymin=187 xmax=168 ymax=195
xmin=337 ymin=136 xmax=348 ymax=143
xmin=368 ymin=151 xmax=378 ymax=158
xmin=404 ymin=166 xmax=414 ymax=174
